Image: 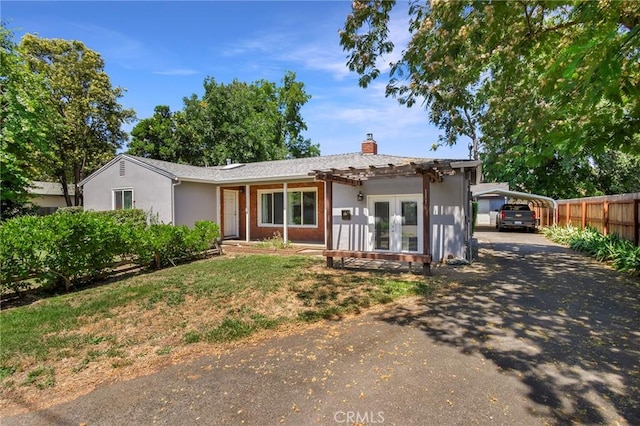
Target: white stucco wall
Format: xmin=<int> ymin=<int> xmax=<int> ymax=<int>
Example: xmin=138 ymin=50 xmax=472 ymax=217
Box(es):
xmin=173 ymin=181 xmax=217 ymax=227
xmin=329 ymin=173 xmax=472 ymax=263
xmin=83 ymin=158 xmax=175 ymax=224
xmin=331 ymin=184 xmax=369 ymax=251
xmin=331 ymin=177 xmax=423 ymax=252
xmin=430 ymin=173 xmax=468 ymax=262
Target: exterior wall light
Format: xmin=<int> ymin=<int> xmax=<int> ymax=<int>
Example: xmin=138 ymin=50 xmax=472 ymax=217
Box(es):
xmin=357 ymin=190 xmax=364 ymax=202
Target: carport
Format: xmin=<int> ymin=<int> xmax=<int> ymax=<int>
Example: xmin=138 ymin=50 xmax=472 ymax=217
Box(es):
xmin=473 ymin=189 xmax=557 ymax=226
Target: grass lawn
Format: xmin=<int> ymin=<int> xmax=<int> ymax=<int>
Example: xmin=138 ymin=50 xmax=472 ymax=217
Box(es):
xmin=1 ymin=252 xmax=441 ymax=415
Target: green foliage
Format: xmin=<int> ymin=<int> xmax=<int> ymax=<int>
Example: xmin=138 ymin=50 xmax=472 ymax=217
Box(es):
xmin=0 ymin=211 xmax=220 ymax=293
xmin=340 ymin=1 xmax=640 ymax=197
xmin=256 ymin=231 xmax=292 ymax=249
xmin=19 ymin=33 xmax=135 ymax=206
xmin=129 ymin=71 xmax=319 ymax=165
xmin=127 ymin=105 xmax=179 ymax=162
xmin=543 ymin=225 xmax=640 ymax=276
xmin=0 ymin=26 xmax=58 ymax=218
xmin=94 ymin=208 xmax=148 ymax=227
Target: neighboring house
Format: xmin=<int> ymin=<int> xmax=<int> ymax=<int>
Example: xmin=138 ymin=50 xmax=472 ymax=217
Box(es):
xmin=471 ymin=182 xmax=510 ymax=226
xmin=80 ymin=135 xmax=481 ymax=263
xmin=28 ymin=181 xmax=74 ymax=215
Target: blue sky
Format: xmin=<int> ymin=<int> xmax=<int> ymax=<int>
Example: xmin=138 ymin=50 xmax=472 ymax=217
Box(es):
xmin=4 ymin=1 xmax=471 ymax=159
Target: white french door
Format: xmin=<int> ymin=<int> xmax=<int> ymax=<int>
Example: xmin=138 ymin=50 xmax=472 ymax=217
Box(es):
xmin=368 ymin=195 xmax=422 ymax=253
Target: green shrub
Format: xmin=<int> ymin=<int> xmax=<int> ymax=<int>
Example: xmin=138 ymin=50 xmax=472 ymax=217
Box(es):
xmin=55 ymin=206 xmax=84 ymax=214
xmin=135 ymin=221 xmax=219 ymax=269
xmin=1 ymin=210 xmax=221 ymax=293
xmin=96 ymin=209 xmax=148 ymax=227
xmin=0 ymin=215 xmax=48 ymax=292
xmin=543 ymin=225 xmax=639 ymax=276
xmin=39 ymin=211 xmax=125 ymax=290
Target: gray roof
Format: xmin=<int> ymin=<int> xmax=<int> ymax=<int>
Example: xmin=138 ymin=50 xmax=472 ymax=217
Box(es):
xmin=128 ymin=153 xmax=437 ymax=184
xmin=80 ymin=152 xmax=478 ymax=187
xmin=29 ymin=181 xmax=75 ymax=196
xmin=471 ymin=182 xmax=509 ymax=196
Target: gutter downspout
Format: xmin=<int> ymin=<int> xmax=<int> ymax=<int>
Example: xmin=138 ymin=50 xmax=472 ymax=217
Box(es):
xmin=171 ymin=179 xmax=181 ymax=225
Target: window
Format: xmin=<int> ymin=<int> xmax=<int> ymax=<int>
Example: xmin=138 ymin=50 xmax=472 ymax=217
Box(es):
xmin=260 ymin=192 xmax=284 ymax=225
xmin=114 ymin=189 xmax=133 ymax=210
xmin=288 ymin=190 xmax=316 ymax=226
xmin=259 ymin=188 xmax=317 ymax=226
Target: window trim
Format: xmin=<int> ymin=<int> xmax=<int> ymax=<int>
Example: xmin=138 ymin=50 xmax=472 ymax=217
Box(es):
xmin=257 ymin=187 xmax=318 ymax=228
xmin=112 ymin=188 xmax=134 ymax=210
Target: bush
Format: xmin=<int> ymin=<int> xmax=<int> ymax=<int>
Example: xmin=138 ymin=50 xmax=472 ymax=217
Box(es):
xmin=0 ymin=211 xmax=221 ymax=293
xmin=136 ymin=221 xmax=221 ymax=269
xmin=543 ymin=225 xmax=640 ymax=276
xmin=0 ymin=215 xmax=48 ymax=292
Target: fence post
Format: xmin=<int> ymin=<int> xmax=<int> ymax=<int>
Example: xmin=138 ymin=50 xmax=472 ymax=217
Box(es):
xmin=581 ymin=201 xmax=587 ymax=229
xmin=634 ymin=199 xmax=639 ymax=246
xmin=603 ymin=201 xmax=609 ymax=237
xmin=566 ymin=202 xmax=571 ymax=226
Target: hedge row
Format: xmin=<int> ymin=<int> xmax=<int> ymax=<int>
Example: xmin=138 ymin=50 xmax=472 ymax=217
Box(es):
xmin=0 ymin=210 xmax=220 ymax=293
xmin=542 ymin=225 xmax=640 ymax=276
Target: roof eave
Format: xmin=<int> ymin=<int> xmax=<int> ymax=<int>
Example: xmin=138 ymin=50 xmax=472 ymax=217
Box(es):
xmin=79 ymin=154 xmax=178 ymax=186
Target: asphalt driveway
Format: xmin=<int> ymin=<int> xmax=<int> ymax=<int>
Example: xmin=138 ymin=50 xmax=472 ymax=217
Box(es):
xmin=4 ymin=229 xmax=640 ymax=425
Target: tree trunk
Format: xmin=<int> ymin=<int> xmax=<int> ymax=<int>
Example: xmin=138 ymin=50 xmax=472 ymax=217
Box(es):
xmin=74 ymin=160 xmax=83 ymax=206
xmin=59 ymin=173 xmax=73 ymax=207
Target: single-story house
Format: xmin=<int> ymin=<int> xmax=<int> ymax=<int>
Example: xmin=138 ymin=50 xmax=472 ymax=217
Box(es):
xmin=28 ymin=181 xmax=75 ymax=215
xmin=80 ymin=135 xmax=481 ymax=264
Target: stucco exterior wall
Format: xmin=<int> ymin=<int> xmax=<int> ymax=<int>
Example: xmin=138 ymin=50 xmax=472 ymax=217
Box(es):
xmin=83 ymin=158 xmax=174 ymax=224
xmin=330 ymin=173 xmax=472 ymax=263
xmin=28 ymin=194 xmax=68 ymax=208
xmin=331 ymin=177 xmax=423 ymax=251
xmin=174 ymin=181 xmax=217 ymax=227
xmin=430 ymin=173 xmax=468 ymax=262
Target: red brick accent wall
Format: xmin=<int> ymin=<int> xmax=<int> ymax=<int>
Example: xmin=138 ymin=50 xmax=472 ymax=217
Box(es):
xmin=248 ymin=181 xmax=325 ymax=243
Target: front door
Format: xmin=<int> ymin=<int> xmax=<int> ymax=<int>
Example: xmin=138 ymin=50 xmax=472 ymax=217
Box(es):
xmin=369 ymin=195 xmax=422 ymax=253
xmin=223 ymin=190 xmax=239 ymax=238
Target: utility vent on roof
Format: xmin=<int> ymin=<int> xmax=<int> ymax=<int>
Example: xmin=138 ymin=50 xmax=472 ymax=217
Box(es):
xmin=119 ymin=160 xmax=125 ymax=176
xmin=222 ymin=163 xmax=245 ymax=170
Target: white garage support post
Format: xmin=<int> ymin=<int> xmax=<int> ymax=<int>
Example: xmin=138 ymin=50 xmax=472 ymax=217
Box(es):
xmin=245 ymin=184 xmax=250 ymax=242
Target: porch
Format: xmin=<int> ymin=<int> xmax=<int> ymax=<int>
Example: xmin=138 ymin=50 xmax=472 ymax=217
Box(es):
xmin=314 ymin=159 xmax=480 ymax=276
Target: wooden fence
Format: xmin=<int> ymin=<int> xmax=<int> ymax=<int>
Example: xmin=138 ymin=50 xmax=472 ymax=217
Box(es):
xmin=538 ymin=193 xmax=640 ymax=246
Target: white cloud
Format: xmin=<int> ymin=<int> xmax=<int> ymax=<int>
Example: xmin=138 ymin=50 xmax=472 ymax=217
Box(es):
xmin=153 ymin=69 xmax=199 ymax=76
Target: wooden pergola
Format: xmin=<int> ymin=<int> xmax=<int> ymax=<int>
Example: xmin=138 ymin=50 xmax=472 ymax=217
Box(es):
xmin=312 ymin=160 xmax=458 ymax=276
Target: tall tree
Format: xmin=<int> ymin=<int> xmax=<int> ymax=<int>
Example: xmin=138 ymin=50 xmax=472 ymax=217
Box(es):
xmin=131 ymin=71 xmax=318 ymax=166
xmin=20 ymin=34 xmax=135 ymax=206
xmin=127 ymin=105 xmax=179 ymax=162
xmin=278 ymin=71 xmax=319 ymax=158
xmin=340 ymin=1 xmax=640 ymax=196
xmin=0 ymin=26 xmax=58 ymax=218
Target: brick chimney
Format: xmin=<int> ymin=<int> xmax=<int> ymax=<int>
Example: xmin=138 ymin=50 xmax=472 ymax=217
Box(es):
xmin=361 ymin=133 xmax=377 ymax=155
